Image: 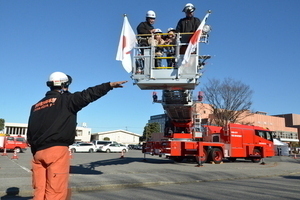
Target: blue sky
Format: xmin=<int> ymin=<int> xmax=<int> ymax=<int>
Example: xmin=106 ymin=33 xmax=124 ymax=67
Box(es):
xmin=1 ymin=1 xmax=300 ymax=135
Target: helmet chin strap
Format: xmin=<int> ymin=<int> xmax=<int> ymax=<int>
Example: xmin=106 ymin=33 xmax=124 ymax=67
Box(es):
xmin=59 ymin=87 xmax=68 ymax=94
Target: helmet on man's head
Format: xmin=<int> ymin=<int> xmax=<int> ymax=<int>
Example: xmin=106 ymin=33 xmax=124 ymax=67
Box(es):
xmin=182 ymin=3 xmax=196 ymax=13
xmin=146 ymin=10 xmax=156 ymax=18
xmin=46 ymin=72 xmax=72 ymax=88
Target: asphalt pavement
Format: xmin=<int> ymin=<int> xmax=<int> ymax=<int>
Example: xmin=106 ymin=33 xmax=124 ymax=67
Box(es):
xmin=0 ymin=149 xmax=299 ymax=199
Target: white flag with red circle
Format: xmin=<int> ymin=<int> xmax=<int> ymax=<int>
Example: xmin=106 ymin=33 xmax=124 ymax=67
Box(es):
xmin=116 ymin=15 xmax=136 ymax=73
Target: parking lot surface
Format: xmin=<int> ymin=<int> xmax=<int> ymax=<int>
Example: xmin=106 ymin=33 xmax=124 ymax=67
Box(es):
xmin=0 ymin=149 xmax=299 ymax=198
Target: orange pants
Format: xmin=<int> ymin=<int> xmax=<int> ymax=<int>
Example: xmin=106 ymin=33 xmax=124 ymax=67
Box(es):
xmin=32 ymin=146 xmax=70 ymax=200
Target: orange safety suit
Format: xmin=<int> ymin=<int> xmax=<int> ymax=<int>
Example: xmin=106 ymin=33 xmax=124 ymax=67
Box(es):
xmin=31 ymin=146 xmax=70 ymax=200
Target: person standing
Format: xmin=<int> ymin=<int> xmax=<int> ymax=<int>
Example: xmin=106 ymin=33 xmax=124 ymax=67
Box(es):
xmin=137 ymin=10 xmax=157 ymax=35
xmin=136 ymin=10 xmax=158 ymax=69
xmin=164 ymin=28 xmax=177 ymax=67
xmin=176 ymin=3 xmax=201 ymax=54
xmin=137 ymin=10 xmax=157 ymax=47
xmin=148 ymin=28 xmax=165 ymax=67
xmin=27 ymin=72 xmax=127 ymax=200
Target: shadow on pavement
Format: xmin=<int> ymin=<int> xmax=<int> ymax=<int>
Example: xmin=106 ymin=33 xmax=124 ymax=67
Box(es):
xmin=281 ymin=175 xmax=300 ymax=180
xmin=0 ymin=187 xmax=32 ymax=200
xmin=70 ymin=164 xmax=102 ymax=175
xmin=70 ymin=156 xmax=173 ymax=175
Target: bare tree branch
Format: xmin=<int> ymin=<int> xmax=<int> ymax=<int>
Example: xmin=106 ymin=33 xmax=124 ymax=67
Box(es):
xmin=202 ymin=78 xmax=253 ymax=126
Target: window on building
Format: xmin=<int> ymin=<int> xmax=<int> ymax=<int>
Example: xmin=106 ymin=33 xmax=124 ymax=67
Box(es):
xmin=76 ymin=130 xmax=83 ymax=136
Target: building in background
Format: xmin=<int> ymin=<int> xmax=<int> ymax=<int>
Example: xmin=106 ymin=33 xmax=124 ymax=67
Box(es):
xmin=148 ymin=114 xmax=167 ymax=133
xmin=4 ymin=123 xmax=28 ymax=137
xmin=91 ymin=130 xmax=141 ymax=145
xmin=4 ymin=122 xmax=92 ymax=142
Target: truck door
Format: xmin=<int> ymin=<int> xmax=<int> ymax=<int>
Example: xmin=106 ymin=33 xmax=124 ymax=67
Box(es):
xmin=5 ymin=137 xmax=15 ymax=150
xmin=255 ymin=130 xmax=275 ymax=157
xmin=230 ymin=129 xmax=244 ymax=157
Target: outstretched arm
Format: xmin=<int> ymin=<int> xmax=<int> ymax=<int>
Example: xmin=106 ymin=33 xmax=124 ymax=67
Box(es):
xmin=110 ymin=81 xmax=128 ymax=88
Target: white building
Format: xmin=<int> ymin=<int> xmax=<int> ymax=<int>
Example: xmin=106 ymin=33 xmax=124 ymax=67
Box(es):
xmin=91 ymin=130 xmax=141 ymax=145
xmin=4 ymin=122 xmax=92 ymax=142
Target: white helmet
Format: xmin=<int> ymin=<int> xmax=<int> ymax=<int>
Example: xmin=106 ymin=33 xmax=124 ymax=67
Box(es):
xmin=182 ymin=3 xmax=196 ymax=13
xmin=146 ymin=10 xmax=156 ymax=18
xmin=154 ymin=28 xmax=162 ymax=33
xmin=167 ymin=27 xmax=176 ymax=32
xmin=46 ymin=72 xmax=72 ymax=88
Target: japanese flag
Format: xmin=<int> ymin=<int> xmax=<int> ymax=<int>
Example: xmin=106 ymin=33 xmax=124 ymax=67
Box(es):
xmin=182 ymin=12 xmax=211 ymax=65
xmin=116 ymin=15 xmax=137 ymax=73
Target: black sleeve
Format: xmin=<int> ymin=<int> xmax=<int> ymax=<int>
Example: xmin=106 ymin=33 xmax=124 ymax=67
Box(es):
xmin=195 ymin=18 xmax=201 ymax=31
xmin=137 ymin=22 xmax=151 ymax=34
xmin=26 ymin=106 xmax=34 ymax=145
xmin=68 ymin=82 xmax=113 ymax=113
xmin=176 ymin=19 xmax=183 ymax=32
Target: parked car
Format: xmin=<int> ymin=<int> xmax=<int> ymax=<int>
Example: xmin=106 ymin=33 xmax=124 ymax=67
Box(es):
xmin=130 ymin=144 xmax=142 ymax=150
xmin=128 ymin=144 xmax=138 ymax=150
xmin=69 ymin=143 xmax=97 ymax=153
xmin=92 ymin=140 xmax=118 ymax=151
xmin=99 ymin=143 xmax=128 ymax=153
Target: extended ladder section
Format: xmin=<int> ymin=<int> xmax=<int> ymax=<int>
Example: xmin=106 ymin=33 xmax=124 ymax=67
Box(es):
xmin=162 ymin=90 xmax=193 ymax=124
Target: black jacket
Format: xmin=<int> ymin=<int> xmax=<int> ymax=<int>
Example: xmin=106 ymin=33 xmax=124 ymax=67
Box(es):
xmin=176 ymin=16 xmax=201 ymax=33
xmin=137 ymin=21 xmax=154 ymax=35
xmin=176 ymin=17 xmax=201 ymax=43
xmin=27 ymin=82 xmax=112 ymax=155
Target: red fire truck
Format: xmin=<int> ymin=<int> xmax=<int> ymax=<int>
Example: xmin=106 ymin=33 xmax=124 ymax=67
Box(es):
xmin=119 ymin=11 xmax=275 ymax=164
xmin=143 ymin=123 xmax=275 ymax=164
xmin=0 ymin=134 xmax=28 ymax=153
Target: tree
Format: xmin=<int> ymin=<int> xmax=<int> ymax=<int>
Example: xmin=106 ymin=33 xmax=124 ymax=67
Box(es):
xmin=0 ymin=118 xmax=4 ymax=132
xmin=202 ymin=78 xmax=253 ymax=127
xmin=141 ymin=122 xmax=160 ymax=142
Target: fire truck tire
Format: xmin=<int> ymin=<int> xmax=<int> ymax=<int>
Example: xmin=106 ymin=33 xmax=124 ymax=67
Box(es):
xmin=251 ymin=149 xmax=261 ymax=163
xmin=209 ymin=148 xmax=223 ymax=164
xmin=173 ymin=156 xmax=184 ymax=162
xmin=14 ymin=147 xmax=22 ymax=153
xmin=228 ymin=157 xmax=237 ymax=162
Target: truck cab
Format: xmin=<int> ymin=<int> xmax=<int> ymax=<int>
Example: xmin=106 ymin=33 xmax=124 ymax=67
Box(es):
xmin=0 ymin=135 xmax=28 ymax=153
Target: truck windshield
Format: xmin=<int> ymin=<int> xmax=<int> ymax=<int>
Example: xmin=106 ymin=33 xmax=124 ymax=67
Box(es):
xmin=256 ymin=130 xmax=273 ymax=141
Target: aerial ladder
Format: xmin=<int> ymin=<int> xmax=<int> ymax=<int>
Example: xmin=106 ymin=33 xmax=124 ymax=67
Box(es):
xmin=119 ymin=11 xmax=211 ymax=165
xmin=121 ymin=10 xmax=275 ymax=165
xmin=132 ymin=10 xmax=212 ymax=141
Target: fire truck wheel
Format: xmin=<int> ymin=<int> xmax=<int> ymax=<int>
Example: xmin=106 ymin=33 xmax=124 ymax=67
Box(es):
xmin=173 ymin=156 xmax=184 ymax=162
xmin=209 ymin=148 xmax=223 ymax=164
xmin=251 ymin=149 xmax=261 ymax=163
xmin=14 ymin=147 xmax=22 ymax=153
xmin=228 ymin=157 xmax=237 ymax=162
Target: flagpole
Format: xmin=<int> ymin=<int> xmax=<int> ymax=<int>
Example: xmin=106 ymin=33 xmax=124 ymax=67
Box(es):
xmin=116 ymin=13 xmax=137 ymax=73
